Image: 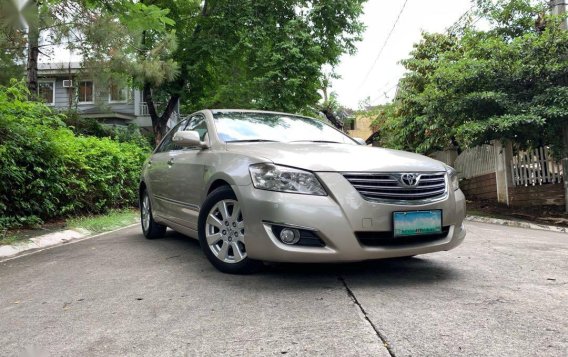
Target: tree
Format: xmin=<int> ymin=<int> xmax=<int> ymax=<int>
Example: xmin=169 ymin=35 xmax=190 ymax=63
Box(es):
xmin=377 ymin=0 xmax=568 ymax=155
xmin=140 ymin=0 xmax=366 ymax=144
xmin=2 ymin=0 xmax=366 ymax=144
xmin=0 ymin=0 xmax=26 ymax=85
xmin=0 ymin=0 xmax=177 ymax=99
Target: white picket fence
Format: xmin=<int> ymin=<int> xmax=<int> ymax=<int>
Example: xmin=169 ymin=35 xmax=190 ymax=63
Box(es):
xmin=429 ymin=149 xmax=457 ymax=167
xmin=511 ymin=147 xmax=564 ymax=186
xmin=454 ymin=144 xmax=498 ymax=180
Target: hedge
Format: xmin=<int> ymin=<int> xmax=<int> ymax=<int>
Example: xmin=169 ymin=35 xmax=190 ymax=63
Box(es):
xmin=0 ymin=81 xmax=149 ymax=229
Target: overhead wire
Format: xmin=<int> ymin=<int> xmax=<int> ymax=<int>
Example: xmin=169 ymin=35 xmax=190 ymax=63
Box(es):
xmin=358 ymin=2 xmax=480 ymax=107
xmin=369 ymin=83 xmax=399 ymax=105
xmin=357 ymin=0 xmax=409 ymax=91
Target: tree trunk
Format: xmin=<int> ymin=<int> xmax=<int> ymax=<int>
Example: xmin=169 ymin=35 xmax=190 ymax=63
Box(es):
xmin=26 ymin=1 xmax=40 ymax=97
xmin=143 ymin=83 xmax=180 ymax=146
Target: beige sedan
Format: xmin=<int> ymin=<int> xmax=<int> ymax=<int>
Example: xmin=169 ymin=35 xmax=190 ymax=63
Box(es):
xmin=139 ymin=110 xmax=466 ymax=274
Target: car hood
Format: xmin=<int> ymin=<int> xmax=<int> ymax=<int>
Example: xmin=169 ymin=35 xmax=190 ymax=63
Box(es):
xmin=226 ymin=142 xmax=447 ymax=172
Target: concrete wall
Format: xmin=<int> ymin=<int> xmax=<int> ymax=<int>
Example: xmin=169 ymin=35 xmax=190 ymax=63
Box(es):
xmin=461 ymin=172 xmax=565 ymax=207
xmin=551 ymin=0 xmax=567 ymax=29
xmin=460 ymin=173 xmax=498 ymax=201
xmin=508 ymin=184 xmax=565 ymax=207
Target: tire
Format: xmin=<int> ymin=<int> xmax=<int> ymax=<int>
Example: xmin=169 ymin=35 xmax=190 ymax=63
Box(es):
xmin=140 ymin=188 xmax=167 ymax=239
xmin=198 ymin=186 xmax=262 ymax=274
xmin=392 ymin=255 xmax=415 ymax=260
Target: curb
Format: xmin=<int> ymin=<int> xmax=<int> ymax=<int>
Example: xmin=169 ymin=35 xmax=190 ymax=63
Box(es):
xmin=465 ymin=215 xmax=568 ymax=234
xmin=0 ymin=223 xmax=139 ymax=262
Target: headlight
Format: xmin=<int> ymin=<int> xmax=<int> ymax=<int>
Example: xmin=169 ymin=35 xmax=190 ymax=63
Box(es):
xmin=447 ymin=167 xmax=459 ymax=191
xmin=249 ymin=163 xmax=326 ymax=196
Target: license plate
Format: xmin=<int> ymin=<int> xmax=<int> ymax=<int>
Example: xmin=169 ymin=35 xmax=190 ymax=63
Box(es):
xmin=393 ymin=210 xmax=442 ymax=237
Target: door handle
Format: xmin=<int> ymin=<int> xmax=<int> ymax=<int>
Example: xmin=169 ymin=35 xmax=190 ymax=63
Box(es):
xmin=167 ymin=158 xmax=174 ymax=166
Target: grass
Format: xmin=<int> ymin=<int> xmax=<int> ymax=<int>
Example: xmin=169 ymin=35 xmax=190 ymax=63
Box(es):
xmin=0 ymin=209 xmax=140 ymax=246
xmin=466 ymin=209 xmax=512 ymax=220
xmin=0 ymin=230 xmax=23 ymax=246
xmin=66 ymin=209 xmax=139 ymax=233
xmin=0 ymin=209 xmax=139 ymax=247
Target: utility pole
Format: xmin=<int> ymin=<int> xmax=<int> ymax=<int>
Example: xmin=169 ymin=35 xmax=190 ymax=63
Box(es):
xmin=550 ymin=0 xmax=567 ymax=29
xmin=550 ymin=1 xmax=568 ymax=211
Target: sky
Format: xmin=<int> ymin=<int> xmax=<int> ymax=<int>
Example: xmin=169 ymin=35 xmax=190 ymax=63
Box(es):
xmin=333 ymin=0 xmax=473 ymax=109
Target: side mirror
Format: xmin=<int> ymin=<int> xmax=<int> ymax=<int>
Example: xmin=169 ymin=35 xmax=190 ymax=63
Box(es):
xmin=172 ymin=130 xmax=209 ymax=149
xmin=353 ymin=137 xmax=367 ymax=145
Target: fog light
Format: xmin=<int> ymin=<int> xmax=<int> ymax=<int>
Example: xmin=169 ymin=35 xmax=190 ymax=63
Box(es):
xmin=280 ymin=228 xmax=300 ymax=245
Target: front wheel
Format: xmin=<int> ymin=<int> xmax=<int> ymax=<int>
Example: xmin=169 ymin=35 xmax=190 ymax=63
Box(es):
xmin=198 ymin=186 xmax=261 ymax=274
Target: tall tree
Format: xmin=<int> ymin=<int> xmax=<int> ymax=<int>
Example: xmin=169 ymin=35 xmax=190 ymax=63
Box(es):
xmin=377 ymin=0 xmax=568 ymax=155
xmin=23 ymin=0 xmax=40 ymax=94
xmin=0 ymin=0 xmax=177 ymax=100
xmin=3 ymin=0 xmax=366 ymax=144
xmin=0 ymin=0 xmax=26 ymax=84
xmin=140 ymin=0 xmax=366 ymax=144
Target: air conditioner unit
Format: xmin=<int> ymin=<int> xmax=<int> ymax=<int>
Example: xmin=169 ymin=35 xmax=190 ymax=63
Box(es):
xmin=62 ymin=80 xmax=73 ymax=88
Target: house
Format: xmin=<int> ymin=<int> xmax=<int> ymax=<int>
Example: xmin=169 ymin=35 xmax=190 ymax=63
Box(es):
xmin=347 ymin=113 xmax=373 ymax=142
xmin=37 ymin=62 xmax=180 ymax=131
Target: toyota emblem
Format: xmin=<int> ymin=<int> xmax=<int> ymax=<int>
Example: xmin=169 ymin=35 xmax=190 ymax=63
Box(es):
xmin=400 ymin=173 xmax=420 ymax=187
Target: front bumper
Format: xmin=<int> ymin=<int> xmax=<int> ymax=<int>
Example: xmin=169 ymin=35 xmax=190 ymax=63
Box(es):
xmin=234 ymin=172 xmax=466 ymax=263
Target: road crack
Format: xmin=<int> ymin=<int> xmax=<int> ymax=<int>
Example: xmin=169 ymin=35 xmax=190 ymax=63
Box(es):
xmin=339 ymin=276 xmax=396 ymax=357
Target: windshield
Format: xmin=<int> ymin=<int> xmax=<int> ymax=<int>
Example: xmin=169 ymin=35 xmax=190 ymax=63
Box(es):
xmin=213 ymin=112 xmax=357 ymax=144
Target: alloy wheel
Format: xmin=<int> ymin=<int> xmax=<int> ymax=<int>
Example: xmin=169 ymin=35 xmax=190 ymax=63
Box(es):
xmin=205 ymin=199 xmax=246 ymax=263
xmin=141 ymin=193 xmax=151 ymax=232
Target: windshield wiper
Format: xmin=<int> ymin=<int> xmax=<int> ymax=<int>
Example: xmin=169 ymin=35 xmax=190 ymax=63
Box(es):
xmin=226 ymin=139 xmax=280 ymax=143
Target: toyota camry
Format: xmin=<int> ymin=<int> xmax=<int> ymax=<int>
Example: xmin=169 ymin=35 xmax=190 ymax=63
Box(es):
xmin=139 ymin=109 xmax=466 ymax=274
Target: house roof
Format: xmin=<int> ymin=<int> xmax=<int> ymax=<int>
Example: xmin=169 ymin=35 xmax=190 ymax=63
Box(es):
xmin=38 ymin=62 xmax=82 ymax=76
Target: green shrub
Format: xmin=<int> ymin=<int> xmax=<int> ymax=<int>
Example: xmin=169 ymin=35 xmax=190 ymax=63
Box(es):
xmin=0 ymin=80 xmax=149 ymax=229
xmin=62 ymin=112 xmax=154 ymax=148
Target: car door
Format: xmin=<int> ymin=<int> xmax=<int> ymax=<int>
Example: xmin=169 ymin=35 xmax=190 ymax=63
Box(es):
xmin=145 ymin=118 xmax=189 ymax=222
xmin=162 ymin=114 xmax=212 ymax=230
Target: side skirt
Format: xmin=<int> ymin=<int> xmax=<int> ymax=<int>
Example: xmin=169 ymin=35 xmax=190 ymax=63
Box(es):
xmin=154 ymin=214 xmax=199 ymax=240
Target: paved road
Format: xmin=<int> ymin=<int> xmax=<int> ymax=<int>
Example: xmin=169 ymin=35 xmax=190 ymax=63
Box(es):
xmin=0 ymin=222 xmax=566 ymax=356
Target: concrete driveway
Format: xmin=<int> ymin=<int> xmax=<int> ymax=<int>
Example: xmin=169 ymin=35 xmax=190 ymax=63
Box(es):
xmin=0 ymin=222 xmax=566 ymax=356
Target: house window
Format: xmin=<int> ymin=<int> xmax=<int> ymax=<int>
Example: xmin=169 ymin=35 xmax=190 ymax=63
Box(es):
xmin=78 ymin=81 xmax=94 ymax=103
xmin=38 ymin=81 xmax=55 ymax=105
xmin=109 ymin=84 xmax=128 ymax=103
xmin=348 ymin=118 xmax=356 ymax=131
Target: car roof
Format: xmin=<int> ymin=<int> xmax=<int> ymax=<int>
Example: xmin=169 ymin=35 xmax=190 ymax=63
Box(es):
xmin=208 ymin=109 xmax=313 ymax=119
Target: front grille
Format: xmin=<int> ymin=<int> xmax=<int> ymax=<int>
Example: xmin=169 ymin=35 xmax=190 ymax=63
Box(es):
xmin=342 ymin=172 xmax=447 ymax=202
xmin=356 ymin=226 xmax=450 ymax=247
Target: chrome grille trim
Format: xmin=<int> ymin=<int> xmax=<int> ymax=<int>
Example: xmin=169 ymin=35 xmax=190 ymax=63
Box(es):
xmin=342 ymin=172 xmax=448 ymax=203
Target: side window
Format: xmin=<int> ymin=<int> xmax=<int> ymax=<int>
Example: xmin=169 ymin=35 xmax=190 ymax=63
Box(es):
xmin=185 ymin=114 xmax=209 ymax=142
xmin=156 ymin=118 xmax=189 ymax=153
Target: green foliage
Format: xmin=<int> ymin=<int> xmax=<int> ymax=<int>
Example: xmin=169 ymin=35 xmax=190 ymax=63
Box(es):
xmin=0 ymin=81 xmax=149 ymax=230
xmin=138 ymin=0 xmax=365 ymax=114
xmin=378 ymin=0 xmax=568 ymax=154
xmin=367 ymin=104 xmax=397 ymax=144
xmin=66 ymin=209 xmax=138 ymax=233
xmin=62 ymin=113 xmax=153 ymax=149
xmin=117 ymin=0 xmax=366 ymax=140
xmin=3 ymin=0 xmax=365 ymax=140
